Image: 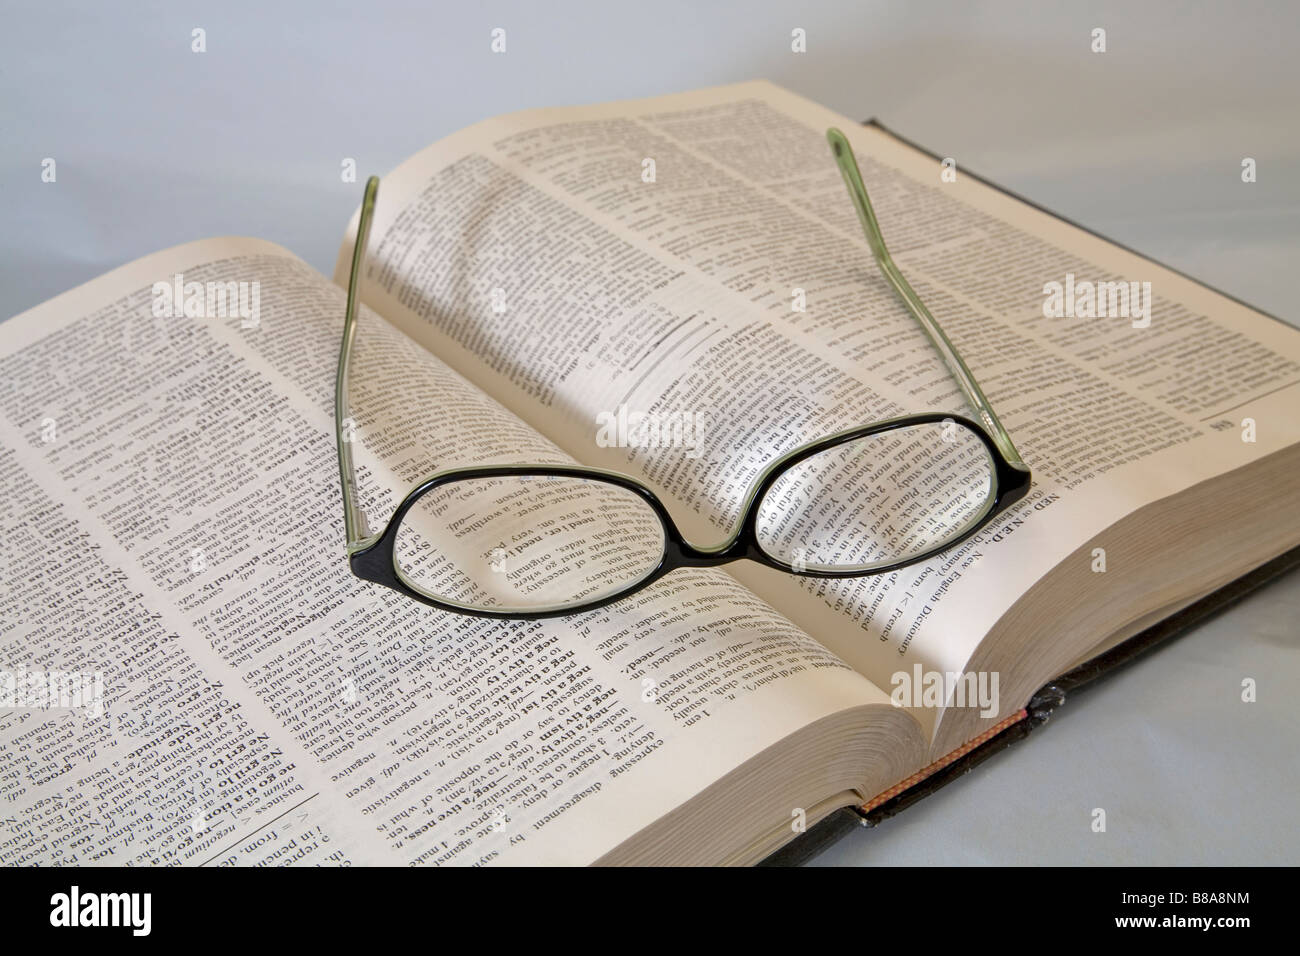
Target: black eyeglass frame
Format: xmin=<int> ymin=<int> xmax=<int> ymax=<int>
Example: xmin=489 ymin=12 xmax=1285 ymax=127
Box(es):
xmin=347 ymin=416 xmax=1030 ymax=620
xmin=337 ymin=129 xmax=1032 ymax=619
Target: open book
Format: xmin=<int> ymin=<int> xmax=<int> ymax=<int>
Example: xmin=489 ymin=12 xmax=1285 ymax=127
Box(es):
xmin=2 ymin=81 xmax=1298 ymax=867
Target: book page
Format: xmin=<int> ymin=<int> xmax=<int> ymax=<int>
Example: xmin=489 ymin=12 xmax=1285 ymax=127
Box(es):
xmin=0 ymin=237 xmax=909 ymax=866
xmin=338 ymin=80 xmax=1300 ymax=743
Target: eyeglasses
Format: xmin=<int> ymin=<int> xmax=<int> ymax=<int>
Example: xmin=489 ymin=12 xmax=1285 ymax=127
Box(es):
xmin=335 ymin=127 xmax=1031 ymax=619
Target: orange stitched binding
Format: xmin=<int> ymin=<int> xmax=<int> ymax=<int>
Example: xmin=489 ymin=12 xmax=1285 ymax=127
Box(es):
xmin=860 ymin=709 xmax=1028 ymax=813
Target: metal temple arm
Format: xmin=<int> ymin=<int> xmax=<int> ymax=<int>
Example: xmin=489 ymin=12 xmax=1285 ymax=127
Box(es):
xmin=826 ymin=128 xmax=1024 ymax=466
xmin=336 ymin=175 xmax=381 ymax=549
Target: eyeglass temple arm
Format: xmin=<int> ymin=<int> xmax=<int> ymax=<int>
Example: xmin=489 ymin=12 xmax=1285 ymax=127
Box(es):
xmin=826 ymin=128 xmax=1025 ymax=467
xmin=336 ymin=175 xmax=381 ymax=550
